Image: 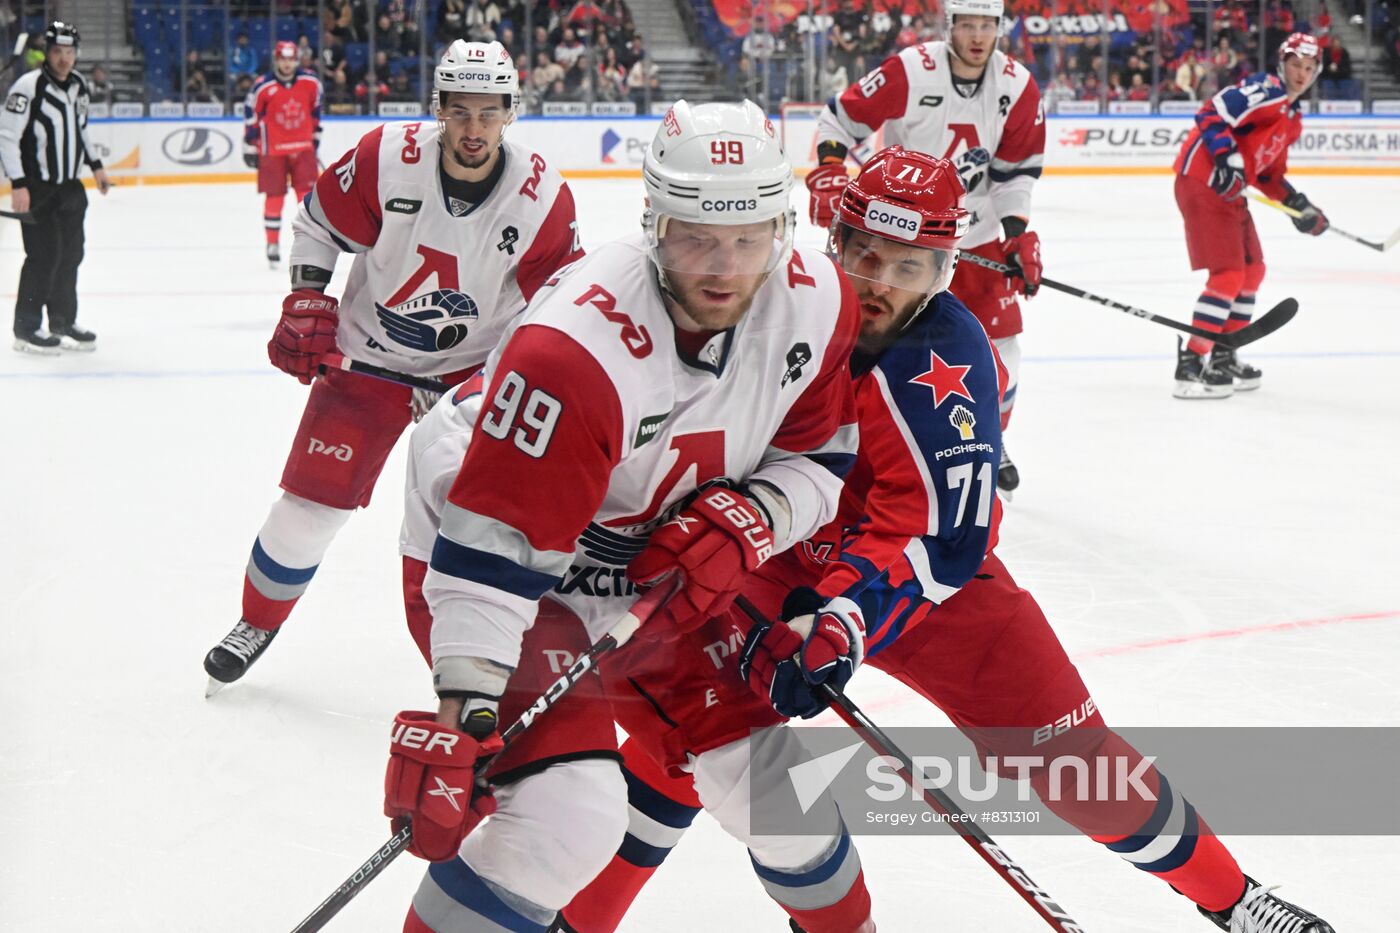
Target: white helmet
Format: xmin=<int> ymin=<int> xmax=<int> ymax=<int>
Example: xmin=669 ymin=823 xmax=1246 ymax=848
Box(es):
xmin=945 ymin=0 xmax=1004 ymax=32
xmin=642 ymin=99 xmax=796 ymax=277
xmin=434 ymin=40 xmax=519 ymax=112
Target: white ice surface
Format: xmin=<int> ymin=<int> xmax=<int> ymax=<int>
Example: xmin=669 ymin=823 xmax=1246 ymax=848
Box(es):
xmin=1 ymin=174 xmax=1397 ymax=932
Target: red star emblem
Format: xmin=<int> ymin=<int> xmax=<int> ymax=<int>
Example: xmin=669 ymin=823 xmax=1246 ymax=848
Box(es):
xmin=909 ymin=352 xmax=974 ymax=407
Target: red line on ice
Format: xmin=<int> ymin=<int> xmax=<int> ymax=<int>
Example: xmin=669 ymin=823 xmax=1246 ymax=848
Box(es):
xmin=1075 ymin=609 xmax=1400 ymax=659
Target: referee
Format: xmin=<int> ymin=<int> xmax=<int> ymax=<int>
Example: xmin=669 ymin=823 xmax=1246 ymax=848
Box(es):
xmin=0 ymin=21 xmax=110 ymax=355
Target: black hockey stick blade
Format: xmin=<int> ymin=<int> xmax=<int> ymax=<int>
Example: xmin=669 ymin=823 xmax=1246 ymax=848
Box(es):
xmin=1212 ymin=297 xmax=1299 ymax=349
xmin=1 ymin=208 xmax=35 ymax=224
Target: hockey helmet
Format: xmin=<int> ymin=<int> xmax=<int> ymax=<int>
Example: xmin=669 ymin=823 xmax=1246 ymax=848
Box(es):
xmin=434 ymin=40 xmax=520 ymax=113
xmin=274 ymin=40 xmax=298 ymax=60
xmin=642 ymin=99 xmax=796 ymax=277
xmin=945 ymin=0 xmax=1004 ymax=32
xmin=834 ymin=146 xmax=969 ymax=297
xmin=1277 ymin=32 xmax=1321 ymax=91
xmin=44 ymin=21 xmax=80 ymax=50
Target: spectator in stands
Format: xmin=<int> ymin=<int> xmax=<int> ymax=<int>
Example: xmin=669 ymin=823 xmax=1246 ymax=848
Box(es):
xmin=532 ymin=49 xmax=565 ymax=98
xmin=89 ymin=65 xmax=114 ymax=104
xmin=385 ymin=70 xmax=416 ymax=102
xmin=596 ymin=46 xmax=627 ymax=100
xmin=321 ymin=31 xmax=348 ymax=85
xmin=1322 ymin=38 xmax=1354 ymax=96
xmin=1107 ymin=70 xmax=1126 ymax=100
xmin=229 ymin=32 xmax=258 ymax=80
xmin=1212 ymin=34 xmax=1239 ymax=84
xmin=355 ymin=70 xmax=389 ymax=103
xmin=234 ymin=73 xmax=254 ymax=104
xmin=821 ymin=55 xmax=849 ymax=99
xmin=570 ymin=0 xmax=606 ymax=30
xmin=373 ymin=50 xmax=392 ymax=81
xmin=1126 ymin=71 xmax=1151 ymax=100
xmin=325 ymin=0 xmax=359 ymax=42
xmin=1080 ymin=71 xmax=1104 ymax=102
xmin=184 ymin=51 xmax=216 ymax=103
xmin=325 ymin=68 xmax=354 ymax=107
xmin=555 ymin=26 xmax=588 ymax=92
xmin=438 ymin=0 xmax=467 ymax=43
xmin=375 ymin=13 xmax=401 ymax=55
xmin=626 ymin=46 xmax=659 ymax=110
xmin=1175 ymin=49 xmax=1208 ymax=99
xmin=499 ymin=27 xmax=518 ymax=59
xmin=465 ymin=0 xmax=501 ymax=42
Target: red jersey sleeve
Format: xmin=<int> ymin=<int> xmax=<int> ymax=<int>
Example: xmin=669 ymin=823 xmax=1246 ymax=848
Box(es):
xmin=302 ymin=125 xmax=385 ymax=254
xmin=516 ymin=182 xmax=584 ymax=304
xmin=832 ymin=52 xmax=911 ymax=135
xmin=991 ymin=74 xmax=1046 ymax=179
xmin=430 ymin=325 xmax=625 ymax=599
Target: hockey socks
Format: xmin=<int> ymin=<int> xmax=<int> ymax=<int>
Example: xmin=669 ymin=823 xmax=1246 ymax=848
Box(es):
xmin=752 ymin=832 xmax=874 ymax=933
xmin=264 ymin=194 xmax=285 ymax=246
xmin=1223 ymin=292 xmax=1257 ymax=335
xmin=1185 ymin=290 xmax=1232 ymax=356
xmin=559 ymin=738 xmax=702 ymax=933
xmin=407 ymin=857 xmax=556 ymax=933
xmin=240 ymin=493 xmax=352 ymax=629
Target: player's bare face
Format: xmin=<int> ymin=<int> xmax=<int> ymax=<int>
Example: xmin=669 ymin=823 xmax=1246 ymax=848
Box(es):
xmin=1282 ymin=55 xmax=1319 ymax=99
xmin=439 ymin=93 xmax=510 ymax=174
xmin=274 ymin=57 xmax=297 ymax=79
xmin=659 ymin=218 xmax=776 ymax=331
xmin=840 ymin=230 xmax=944 ymax=354
xmin=949 ymin=16 xmax=998 ymax=73
xmin=46 ymin=46 xmax=77 ymax=81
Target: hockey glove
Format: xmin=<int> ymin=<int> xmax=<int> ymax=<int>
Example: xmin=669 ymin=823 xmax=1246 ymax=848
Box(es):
xmin=628 ymin=484 xmax=774 ymax=636
xmin=805 ymin=161 xmax=852 ymax=229
xmin=739 ymin=587 xmax=865 ymax=719
xmin=385 ymin=710 xmax=503 ymax=862
xmin=268 ymin=290 xmax=340 ymax=384
xmin=243 ymin=150 xmax=259 ymax=170
xmin=1001 ymin=231 xmax=1043 ymax=297
xmin=1283 ymin=190 xmax=1329 ymax=236
xmin=1209 ymin=153 xmax=1246 ymax=202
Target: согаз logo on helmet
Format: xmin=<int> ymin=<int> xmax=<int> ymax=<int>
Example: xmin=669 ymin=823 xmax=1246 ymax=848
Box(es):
xmin=161 ymin=127 xmax=235 ymax=166
xmin=701 ymin=198 xmax=758 ymax=212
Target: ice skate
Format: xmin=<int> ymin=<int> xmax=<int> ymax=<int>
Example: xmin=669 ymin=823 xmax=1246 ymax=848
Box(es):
xmin=1210 ymin=344 xmax=1262 ymax=391
xmin=1199 ymin=876 xmax=1334 ymax=932
xmin=266 ymin=242 xmax=280 ymax=268
xmin=54 ymin=325 xmax=97 ymax=352
xmin=204 ymin=620 xmax=278 ymax=696
xmin=1174 ymin=338 xmax=1234 ymax=399
xmin=13 ymin=331 xmax=61 ymax=355
xmin=997 ymin=445 xmax=1020 ymax=497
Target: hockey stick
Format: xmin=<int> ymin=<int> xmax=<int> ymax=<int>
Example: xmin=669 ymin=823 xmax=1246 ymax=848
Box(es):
xmin=737 ymin=597 xmax=1085 ymax=933
xmin=958 ymin=251 xmax=1298 ymax=349
xmin=1247 ymin=191 xmax=1400 ymax=252
xmin=288 ymin=581 xmax=676 ymax=933
xmin=0 ymin=208 xmax=35 ymax=223
xmin=318 ymin=352 xmax=450 ymax=394
xmin=1 ymin=32 xmax=30 ymax=79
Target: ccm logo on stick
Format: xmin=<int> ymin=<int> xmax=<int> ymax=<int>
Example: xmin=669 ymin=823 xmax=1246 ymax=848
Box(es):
xmin=391 ymin=723 xmax=459 ymax=754
xmin=701 ymin=198 xmax=758 ymax=212
xmin=864 ymin=200 xmax=922 ymax=241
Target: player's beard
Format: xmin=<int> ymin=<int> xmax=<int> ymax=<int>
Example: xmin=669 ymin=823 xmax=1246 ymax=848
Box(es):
xmin=854 ymin=289 xmax=922 ymax=355
xmin=665 ymin=271 xmax=767 ymax=332
xmin=450 ymin=131 xmax=497 ymax=171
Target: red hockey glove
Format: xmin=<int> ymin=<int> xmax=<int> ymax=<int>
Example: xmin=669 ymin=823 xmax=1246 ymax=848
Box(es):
xmin=1283 ymin=190 xmax=1329 ymax=236
xmin=384 ymin=711 xmax=503 ymax=862
xmin=268 ymin=290 xmax=340 ymax=384
xmin=628 ymin=485 xmax=774 ymax=636
xmin=1209 ymin=153 xmax=1246 ymax=202
xmin=805 ymin=161 xmax=852 ymax=229
xmin=740 ymin=588 xmax=865 ymax=719
xmin=1001 ymin=231 xmax=1043 ymax=297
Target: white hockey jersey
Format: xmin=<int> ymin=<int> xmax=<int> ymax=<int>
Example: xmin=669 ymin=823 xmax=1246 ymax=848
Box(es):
xmin=421 ymin=235 xmax=861 ymax=668
xmin=817 ymin=41 xmax=1045 ymax=248
xmin=291 ymin=123 xmax=582 ymax=377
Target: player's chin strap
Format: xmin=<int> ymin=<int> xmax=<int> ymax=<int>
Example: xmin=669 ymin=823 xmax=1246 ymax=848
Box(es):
xmin=736 ymin=594 xmax=1086 ymax=933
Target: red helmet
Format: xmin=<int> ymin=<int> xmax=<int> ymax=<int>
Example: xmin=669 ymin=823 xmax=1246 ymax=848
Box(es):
xmin=275 ymin=40 xmax=298 ymax=61
xmin=1278 ymin=31 xmax=1320 ymax=63
xmin=836 ymin=146 xmax=970 ymax=251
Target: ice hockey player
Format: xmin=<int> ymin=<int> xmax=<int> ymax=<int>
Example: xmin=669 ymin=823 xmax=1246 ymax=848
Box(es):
xmin=559 ymin=148 xmax=1337 ymax=933
xmin=202 ymin=40 xmax=582 ymax=694
xmin=807 ymin=0 xmax=1043 ymax=495
xmin=243 ymin=40 xmax=322 ymax=267
xmin=382 ymin=99 xmax=862 ymax=933
xmin=1171 ymin=32 xmax=1327 ymax=399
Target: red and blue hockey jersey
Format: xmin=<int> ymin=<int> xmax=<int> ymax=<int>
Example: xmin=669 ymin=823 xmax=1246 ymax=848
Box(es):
xmin=1174 ymin=72 xmax=1303 ymax=201
xmin=812 ymin=290 xmax=1007 ymax=657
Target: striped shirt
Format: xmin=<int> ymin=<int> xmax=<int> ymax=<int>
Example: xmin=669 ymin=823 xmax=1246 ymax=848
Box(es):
xmin=0 ymin=66 xmax=102 ymax=188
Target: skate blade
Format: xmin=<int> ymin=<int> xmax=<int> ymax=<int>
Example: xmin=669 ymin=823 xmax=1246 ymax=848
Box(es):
xmin=1173 ymin=382 xmax=1234 ymax=400
xmin=13 ymin=339 xmax=61 ymax=356
xmin=58 ymin=339 xmax=97 ymax=353
xmin=205 ymin=677 xmax=229 ymax=698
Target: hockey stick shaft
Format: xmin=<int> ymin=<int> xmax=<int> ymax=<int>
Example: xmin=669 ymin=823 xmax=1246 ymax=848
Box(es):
xmin=957 ymin=250 xmax=1296 ymax=349
xmin=289 ymin=581 xmax=675 ymax=933
xmin=0 ymin=208 xmax=35 ymax=223
xmin=1247 ymin=191 xmax=1397 ymax=251
xmin=1 ymin=33 xmax=30 ymax=78
xmin=736 ymin=598 xmax=1085 ymax=932
xmin=319 ymin=352 xmax=450 ymax=394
